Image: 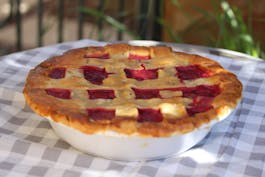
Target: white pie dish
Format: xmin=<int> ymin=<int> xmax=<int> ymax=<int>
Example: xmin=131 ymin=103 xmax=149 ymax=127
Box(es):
xmin=47 ymin=116 xmax=225 ymax=161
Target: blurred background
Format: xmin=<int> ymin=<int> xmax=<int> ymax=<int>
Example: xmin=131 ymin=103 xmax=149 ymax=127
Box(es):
xmin=0 ymin=0 xmax=264 ymax=58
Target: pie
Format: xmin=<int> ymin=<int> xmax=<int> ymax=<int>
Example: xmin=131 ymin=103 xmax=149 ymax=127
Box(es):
xmin=23 ymin=43 xmax=242 ymax=137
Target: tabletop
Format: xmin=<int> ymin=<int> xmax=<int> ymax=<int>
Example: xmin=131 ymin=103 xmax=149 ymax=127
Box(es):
xmin=0 ymin=39 xmax=264 ymax=177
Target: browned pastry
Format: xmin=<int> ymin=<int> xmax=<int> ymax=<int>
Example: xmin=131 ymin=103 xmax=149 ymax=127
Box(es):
xmin=23 ymin=44 xmax=242 ymax=137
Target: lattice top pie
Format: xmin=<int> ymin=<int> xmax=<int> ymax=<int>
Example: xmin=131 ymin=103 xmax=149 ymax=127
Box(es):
xmin=23 ymin=44 xmax=242 ymax=137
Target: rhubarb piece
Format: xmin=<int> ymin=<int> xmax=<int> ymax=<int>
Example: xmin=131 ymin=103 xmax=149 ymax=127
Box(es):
xmin=45 ymin=88 xmax=71 ymax=99
xmin=186 ymin=96 xmax=214 ymax=116
xmin=124 ymin=65 xmax=159 ymax=81
xmin=186 ymin=105 xmax=213 ymax=116
xmin=137 ymin=108 xmax=163 ymax=122
xmin=132 ymin=88 xmax=161 ymax=99
xmin=176 ymin=65 xmax=210 ymax=80
xmin=87 ymin=89 xmax=115 ymax=99
xmin=81 ymin=66 xmax=110 ymax=85
xmin=180 ymin=85 xmax=221 ymax=98
xmin=87 ymin=108 xmax=115 ymax=120
xmin=48 ymin=67 xmax=66 ymax=79
xmin=191 ymin=96 xmax=214 ymax=106
xmin=132 ymin=85 xmax=220 ymax=99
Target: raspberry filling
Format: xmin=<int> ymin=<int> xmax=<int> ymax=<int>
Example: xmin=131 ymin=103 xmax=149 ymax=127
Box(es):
xmin=84 ymin=53 xmax=109 ymax=59
xmin=48 ymin=67 xmax=66 ymax=79
xmin=138 ymin=108 xmax=163 ymax=122
xmin=176 ymin=65 xmax=210 ymax=80
xmin=81 ymin=66 xmax=110 ymax=85
xmin=87 ymin=108 xmax=115 ymax=120
xmin=128 ymin=53 xmax=150 ymax=60
xmin=124 ymin=65 xmax=159 ymax=81
xmin=132 ymin=88 xmax=161 ymax=99
xmin=45 ymin=88 xmax=71 ymax=99
xmin=87 ymin=89 xmax=115 ymax=99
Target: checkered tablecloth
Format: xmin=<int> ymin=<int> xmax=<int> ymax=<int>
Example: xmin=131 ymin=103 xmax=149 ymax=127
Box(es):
xmin=0 ymin=39 xmax=264 ymax=177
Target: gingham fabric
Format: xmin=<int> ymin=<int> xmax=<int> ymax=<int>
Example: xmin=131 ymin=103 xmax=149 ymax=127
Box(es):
xmin=0 ymin=39 xmax=264 ymax=177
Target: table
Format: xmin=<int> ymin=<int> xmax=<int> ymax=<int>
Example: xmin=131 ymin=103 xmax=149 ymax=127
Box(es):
xmin=0 ymin=39 xmax=264 ymax=177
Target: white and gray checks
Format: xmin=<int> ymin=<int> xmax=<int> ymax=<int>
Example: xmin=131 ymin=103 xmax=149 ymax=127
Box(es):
xmin=0 ymin=40 xmax=264 ymax=177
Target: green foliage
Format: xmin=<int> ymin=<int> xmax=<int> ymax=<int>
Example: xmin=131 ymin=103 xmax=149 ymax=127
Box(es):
xmin=215 ymin=1 xmax=263 ymax=58
xmin=167 ymin=0 xmax=265 ymax=58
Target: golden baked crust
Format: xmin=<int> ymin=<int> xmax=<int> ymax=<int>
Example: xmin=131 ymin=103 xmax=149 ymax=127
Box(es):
xmin=23 ymin=44 xmax=242 ymax=137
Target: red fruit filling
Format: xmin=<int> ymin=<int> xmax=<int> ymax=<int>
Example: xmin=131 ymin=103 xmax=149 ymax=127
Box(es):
xmin=87 ymin=108 xmax=115 ymax=120
xmin=191 ymin=96 xmax=214 ymax=106
xmin=124 ymin=65 xmax=159 ymax=81
xmin=186 ymin=105 xmax=213 ymax=116
xmin=180 ymin=85 xmax=221 ymax=98
xmin=176 ymin=65 xmax=210 ymax=80
xmin=48 ymin=67 xmax=66 ymax=79
xmin=186 ymin=96 xmax=215 ymax=116
xmin=128 ymin=53 xmax=150 ymax=60
xmin=132 ymin=84 xmax=220 ymax=99
xmin=132 ymin=88 xmax=161 ymax=99
xmin=45 ymin=88 xmax=71 ymax=99
xmin=84 ymin=53 xmax=109 ymax=59
xmin=81 ymin=66 xmax=110 ymax=85
xmin=138 ymin=108 xmax=163 ymax=122
xmin=161 ymin=85 xmax=220 ymax=116
xmin=87 ymin=89 xmax=115 ymax=99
